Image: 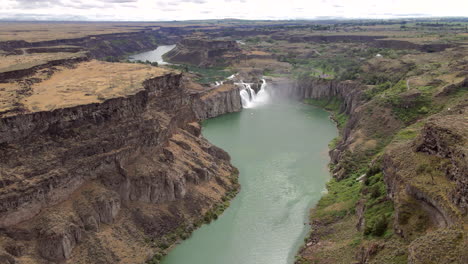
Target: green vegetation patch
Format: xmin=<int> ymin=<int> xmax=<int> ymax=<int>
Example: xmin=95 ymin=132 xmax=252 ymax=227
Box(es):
xmin=393 ymin=121 xmax=425 ymax=141
xmin=364 ymin=81 xmax=393 ymax=100
xmin=315 ymin=174 xmax=361 ymax=221
xmin=373 ymin=80 xmax=435 ymax=124
xmin=362 ymin=165 xmax=394 ymax=238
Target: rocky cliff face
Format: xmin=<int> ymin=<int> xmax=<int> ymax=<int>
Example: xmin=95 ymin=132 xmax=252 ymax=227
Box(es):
xmin=289 ymin=78 xmax=364 ymax=115
xmin=164 ymin=38 xmax=242 ymax=67
xmin=275 ymin=34 xmax=452 ymax=52
xmin=0 ymin=73 xmax=238 ymax=264
xmin=382 ymin=105 xmax=467 ymax=263
xmin=415 ymin=112 xmax=468 ymax=215
xmin=192 ymin=83 xmax=242 ymax=120
xmin=383 ymin=106 xmax=467 ymax=231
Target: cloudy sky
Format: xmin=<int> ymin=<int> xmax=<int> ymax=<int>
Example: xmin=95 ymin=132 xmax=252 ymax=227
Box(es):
xmin=0 ymin=0 xmax=466 ymax=21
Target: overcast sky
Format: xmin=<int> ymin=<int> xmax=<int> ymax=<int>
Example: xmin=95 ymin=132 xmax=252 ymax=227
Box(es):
xmin=0 ymin=0 xmax=467 ymax=21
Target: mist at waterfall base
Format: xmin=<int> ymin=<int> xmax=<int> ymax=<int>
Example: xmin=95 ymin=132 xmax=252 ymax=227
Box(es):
xmin=160 ymin=80 xmax=337 ymax=264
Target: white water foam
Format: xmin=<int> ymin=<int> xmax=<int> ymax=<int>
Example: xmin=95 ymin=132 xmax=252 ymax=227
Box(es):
xmin=227 ymin=74 xmax=237 ymax=80
xmin=237 ymin=79 xmax=270 ymax=108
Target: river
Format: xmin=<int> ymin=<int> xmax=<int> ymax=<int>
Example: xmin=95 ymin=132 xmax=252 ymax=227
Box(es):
xmin=161 ymin=84 xmax=337 ymax=264
xmin=128 ymin=45 xmax=175 ymax=65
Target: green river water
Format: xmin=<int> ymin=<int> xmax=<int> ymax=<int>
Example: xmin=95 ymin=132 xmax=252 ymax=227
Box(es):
xmin=161 ymin=99 xmax=337 ymax=264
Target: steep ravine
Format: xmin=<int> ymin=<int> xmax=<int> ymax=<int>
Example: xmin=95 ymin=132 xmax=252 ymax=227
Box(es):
xmin=0 ymin=73 xmax=243 ymax=264
xmin=160 ymin=82 xmax=337 ymax=264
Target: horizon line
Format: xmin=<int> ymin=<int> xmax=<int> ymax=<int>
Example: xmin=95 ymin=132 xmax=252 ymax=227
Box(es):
xmin=1 ymin=16 xmax=468 ymax=23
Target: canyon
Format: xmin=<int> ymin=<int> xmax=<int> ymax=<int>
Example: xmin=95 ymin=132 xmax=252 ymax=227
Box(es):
xmin=0 ymin=19 xmax=467 ymax=264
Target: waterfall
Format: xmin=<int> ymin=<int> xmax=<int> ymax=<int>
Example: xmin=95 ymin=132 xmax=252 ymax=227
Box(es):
xmin=237 ymin=79 xmax=270 ymax=108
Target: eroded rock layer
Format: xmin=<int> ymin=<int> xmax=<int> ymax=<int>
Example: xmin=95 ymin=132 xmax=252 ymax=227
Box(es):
xmin=0 ymin=72 xmax=239 ymax=264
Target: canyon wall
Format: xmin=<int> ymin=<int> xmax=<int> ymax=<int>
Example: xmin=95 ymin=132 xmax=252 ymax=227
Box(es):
xmin=289 ymin=78 xmax=364 ymax=115
xmin=274 ymin=34 xmax=453 ymax=52
xmin=192 ymin=84 xmax=243 ymax=120
xmin=289 ymin=76 xmax=467 ymax=263
xmin=287 ymin=77 xmax=466 ymax=222
xmin=0 ymin=73 xmax=239 ymax=264
xmin=0 ymin=29 xmax=181 ymax=59
xmin=164 ymin=38 xmax=242 ymax=67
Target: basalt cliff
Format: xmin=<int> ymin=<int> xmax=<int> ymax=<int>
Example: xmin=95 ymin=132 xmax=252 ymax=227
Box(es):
xmin=164 ymin=38 xmax=242 ymax=67
xmin=0 ymin=62 xmax=242 ymax=264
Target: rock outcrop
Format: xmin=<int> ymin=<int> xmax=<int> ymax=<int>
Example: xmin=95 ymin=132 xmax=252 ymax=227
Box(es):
xmin=164 ymin=38 xmax=242 ymax=67
xmin=383 ymin=106 xmax=467 ymax=235
xmin=0 ymin=72 xmax=238 ymax=263
xmin=290 ymin=78 xmax=364 ymax=115
xmin=415 ymin=112 xmax=468 ymax=215
xmin=192 ymin=83 xmax=242 ymax=119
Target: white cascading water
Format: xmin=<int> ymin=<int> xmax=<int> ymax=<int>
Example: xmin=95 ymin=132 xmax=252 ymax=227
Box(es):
xmin=237 ymin=79 xmax=270 ymax=108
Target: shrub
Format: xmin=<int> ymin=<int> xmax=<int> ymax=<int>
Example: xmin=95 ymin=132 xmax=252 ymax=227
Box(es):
xmin=373 ymin=215 xmax=389 ymax=236
xmin=364 ymin=81 xmax=393 ymax=99
xmin=367 ymin=164 xmax=382 ymax=177
xmin=159 ymin=244 xmax=168 ymax=250
xmin=364 ymin=215 xmax=389 ymax=237
xmin=370 ymin=185 xmax=381 ymax=199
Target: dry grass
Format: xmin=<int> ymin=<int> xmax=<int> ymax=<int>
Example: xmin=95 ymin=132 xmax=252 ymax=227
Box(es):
xmin=0 ymin=51 xmax=87 ymax=73
xmin=0 ymin=82 xmax=22 ymax=113
xmin=244 ymin=50 xmax=271 ymax=56
xmin=20 ymin=60 xmax=170 ymax=112
xmin=200 ymin=84 xmax=235 ymax=99
xmin=233 ymin=58 xmax=292 ymax=73
xmin=0 ymin=22 xmax=157 ymax=42
xmin=0 ymin=21 xmax=282 ymax=42
xmin=301 ymin=215 xmax=360 ymax=264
